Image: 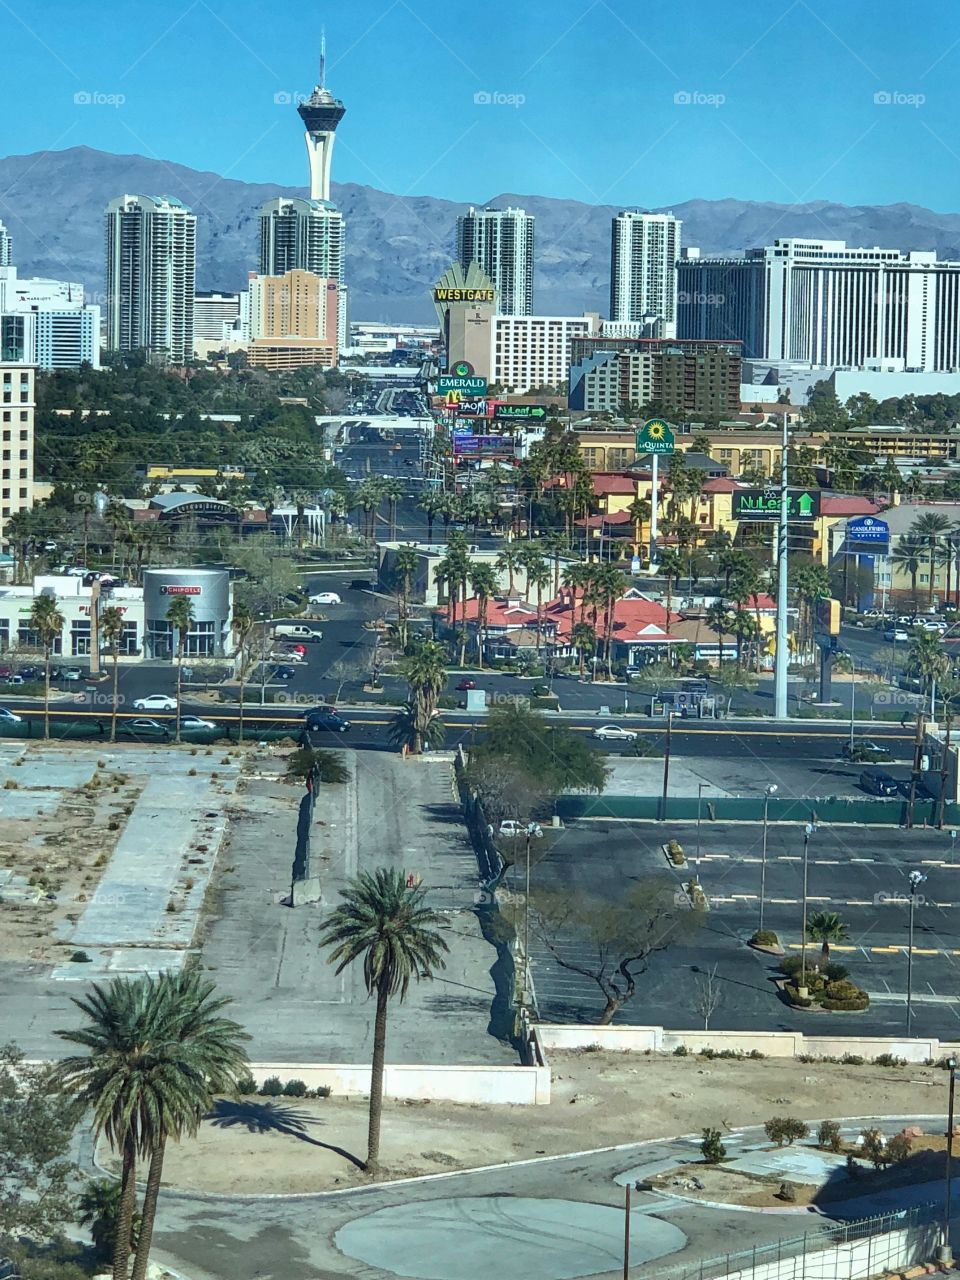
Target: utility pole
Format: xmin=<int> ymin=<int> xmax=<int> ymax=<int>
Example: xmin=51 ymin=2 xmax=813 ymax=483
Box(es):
xmin=906 ymin=870 xmax=927 ymax=1037
xmin=941 ymin=1057 xmax=957 ymax=1265
xmin=799 ymin=822 xmax=815 ymax=996
xmin=774 ymin=413 xmax=790 ymax=720
xmin=906 ymin=712 xmax=926 ymax=830
xmin=660 ymin=710 xmax=673 ymax=822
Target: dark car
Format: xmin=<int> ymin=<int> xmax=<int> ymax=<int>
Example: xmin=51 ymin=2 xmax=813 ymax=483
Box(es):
xmin=305 ymin=708 xmax=351 ymax=733
xmin=349 ymin=578 xmax=374 ymax=591
xmin=18 ymin=665 xmax=41 ymax=680
xmin=859 ymin=767 xmax=900 ymax=797
xmin=119 ymin=718 xmax=170 ymax=741
xmin=271 ymin=665 xmax=296 ymax=681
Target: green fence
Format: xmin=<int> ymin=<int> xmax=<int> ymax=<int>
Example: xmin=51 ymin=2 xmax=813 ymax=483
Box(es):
xmin=557 ymin=792 xmax=960 ymax=826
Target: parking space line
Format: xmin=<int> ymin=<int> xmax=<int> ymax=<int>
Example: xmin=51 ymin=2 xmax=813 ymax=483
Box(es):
xmin=851 ymin=858 xmax=877 ymax=863
xmin=859 ymin=946 xmax=873 ymax=962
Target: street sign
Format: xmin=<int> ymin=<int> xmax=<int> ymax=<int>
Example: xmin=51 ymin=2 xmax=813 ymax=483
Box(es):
xmin=733 ymin=489 xmax=821 ymax=521
xmin=437 ymin=375 xmax=487 ymax=395
xmin=845 ymin=515 xmax=889 ymax=549
xmin=635 ymin=418 xmax=676 ymax=455
xmin=493 ymin=404 xmax=548 ymax=421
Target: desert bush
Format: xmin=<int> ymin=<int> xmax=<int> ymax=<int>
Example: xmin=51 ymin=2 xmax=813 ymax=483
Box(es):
xmin=783 ymin=985 xmax=812 ymax=1008
xmin=235 ymin=1075 xmax=258 ymax=1095
xmin=311 ymin=1084 xmax=332 ymax=1098
xmin=701 ymin=1128 xmax=727 ymax=1164
xmin=822 ymin=961 xmax=849 ymax=982
xmin=817 ymin=1120 xmax=843 ymax=1152
xmin=764 ymin=1117 xmax=809 ymax=1146
xmin=259 ymin=1075 xmax=283 ymax=1097
xmin=840 ymin=1053 xmax=865 ymax=1065
xmin=750 ymin=929 xmax=780 ymax=947
xmin=874 ymin=1052 xmax=906 ymax=1067
xmin=860 ymin=1127 xmax=889 ymax=1169
xmin=282 ymin=1078 xmax=307 ymax=1097
xmin=70 ymin=950 xmax=92 ymax=963
xmin=886 ymin=1133 xmax=912 ymax=1164
xmin=673 ymin=1045 xmax=689 ymax=1056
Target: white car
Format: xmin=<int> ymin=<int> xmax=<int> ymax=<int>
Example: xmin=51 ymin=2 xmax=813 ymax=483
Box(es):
xmin=0 ymin=707 xmax=22 ymax=723
xmin=592 ymin=724 xmax=638 ymax=742
xmin=132 ymin=694 xmax=177 ymax=712
xmin=499 ymin=820 xmax=543 ymax=838
xmin=180 ymin=715 xmax=216 ymax=731
xmin=309 ymin=591 xmax=342 ymax=606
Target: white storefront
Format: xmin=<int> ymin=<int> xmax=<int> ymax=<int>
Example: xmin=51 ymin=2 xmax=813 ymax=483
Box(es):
xmin=0 ymin=577 xmax=144 ymax=659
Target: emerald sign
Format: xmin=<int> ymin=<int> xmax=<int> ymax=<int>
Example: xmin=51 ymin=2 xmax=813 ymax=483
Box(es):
xmin=733 ymin=489 xmax=822 ymax=521
xmin=437 ymin=375 xmax=487 ymax=395
xmin=635 ymin=418 xmax=676 ymax=455
xmin=494 ymin=404 xmax=547 ymax=421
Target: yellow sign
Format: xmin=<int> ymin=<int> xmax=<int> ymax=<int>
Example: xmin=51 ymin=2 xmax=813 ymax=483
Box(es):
xmin=433 ymin=287 xmax=496 ymax=303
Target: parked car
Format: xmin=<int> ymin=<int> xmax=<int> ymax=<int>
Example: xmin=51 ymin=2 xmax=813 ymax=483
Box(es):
xmin=842 ymin=739 xmax=893 ymax=763
xmin=59 ymin=667 xmax=83 ymax=681
xmin=305 ymin=708 xmax=351 ymax=733
xmin=859 ymin=767 xmax=900 ymax=797
xmin=883 ymin=628 xmax=909 ymax=642
xmin=349 ymin=578 xmax=374 ymax=591
xmin=455 ymin=678 xmax=477 ymax=691
xmin=273 ymin=623 xmax=322 ymax=642
xmin=309 ymin=591 xmax=342 ymax=605
xmin=119 ymin=718 xmax=169 ymax=740
xmin=498 ymin=819 xmax=543 ymax=838
xmin=592 ymin=724 xmax=638 ymax=742
xmin=179 ymin=715 xmax=216 ymax=731
xmin=270 ymin=665 xmax=297 ymax=681
xmin=0 ymin=666 xmax=13 ymax=680
xmin=17 ymin=665 xmax=41 ymax=680
xmin=268 ymin=650 xmax=306 ymax=663
xmin=0 ymin=707 xmax=23 ymax=723
xmin=132 ymin=694 xmax=177 ymax=711
xmin=0 ymin=675 xmax=24 ymax=686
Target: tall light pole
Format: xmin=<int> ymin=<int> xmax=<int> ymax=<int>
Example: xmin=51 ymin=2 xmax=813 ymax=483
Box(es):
xmin=799 ymin=822 xmax=816 ymax=996
xmin=942 ymin=1056 xmax=957 ymax=1265
xmin=906 ymin=869 xmax=927 ymax=1037
xmin=522 ymin=821 xmax=541 ymax=1007
xmin=696 ymin=782 xmax=705 ymax=867
xmin=774 ymin=412 xmax=790 ymax=720
xmin=848 ymin=654 xmax=858 ymax=753
xmin=758 ymin=784 xmax=778 ymax=934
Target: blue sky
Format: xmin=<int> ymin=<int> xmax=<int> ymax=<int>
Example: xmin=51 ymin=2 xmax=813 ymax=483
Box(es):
xmin=5 ymin=0 xmax=960 ymax=210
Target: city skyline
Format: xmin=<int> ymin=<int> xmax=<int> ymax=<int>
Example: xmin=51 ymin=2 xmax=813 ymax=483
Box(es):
xmin=5 ymin=0 xmax=960 ymax=212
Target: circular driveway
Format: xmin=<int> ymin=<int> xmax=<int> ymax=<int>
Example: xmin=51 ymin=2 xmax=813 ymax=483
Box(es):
xmin=334 ymin=1195 xmax=687 ymax=1279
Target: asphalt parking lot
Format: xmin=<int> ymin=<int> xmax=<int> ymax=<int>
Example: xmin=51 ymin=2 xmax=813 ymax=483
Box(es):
xmin=525 ymin=818 xmax=960 ymax=1038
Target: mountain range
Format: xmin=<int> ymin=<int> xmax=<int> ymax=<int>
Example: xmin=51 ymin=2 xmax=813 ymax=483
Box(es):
xmin=4 ymin=146 xmax=960 ymax=322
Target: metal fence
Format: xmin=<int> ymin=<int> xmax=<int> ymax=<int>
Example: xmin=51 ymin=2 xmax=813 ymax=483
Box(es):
xmin=557 ymin=792 xmax=960 ymax=826
xmin=645 ymin=1203 xmax=942 ymax=1280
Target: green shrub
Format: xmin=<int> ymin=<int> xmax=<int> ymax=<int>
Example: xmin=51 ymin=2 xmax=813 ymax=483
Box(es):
xmin=825 ymin=979 xmax=861 ymax=1002
xmin=310 ymin=1084 xmax=333 ymax=1098
xmin=822 ymin=994 xmax=870 ymax=1011
xmin=764 ymin=1116 xmax=809 ymax=1146
xmin=70 ymin=950 xmax=92 ymax=963
xmin=783 ymin=984 xmax=812 ymax=1008
xmin=860 ymin=1127 xmax=889 ymax=1169
xmin=886 ymin=1133 xmax=912 ymax=1164
xmin=701 ymin=1127 xmax=727 ymax=1164
xmin=235 ymin=1075 xmax=258 ymax=1095
xmin=779 ymin=956 xmax=803 ymax=978
xmin=259 ymin=1075 xmax=283 ymax=1097
xmin=874 ymin=1052 xmax=906 ymax=1067
xmin=818 ymin=1120 xmax=843 ymax=1152
xmin=282 ymin=1078 xmax=307 ymax=1097
xmin=750 ymin=929 xmax=780 ymax=947
xmin=673 ymin=1045 xmax=689 ymax=1056
xmin=823 ymin=961 xmax=849 ymax=982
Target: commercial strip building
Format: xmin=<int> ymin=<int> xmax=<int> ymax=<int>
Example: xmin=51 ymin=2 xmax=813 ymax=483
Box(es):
xmin=456 ymin=206 xmax=534 ymax=317
xmin=609 ymin=210 xmax=681 ymax=336
xmin=105 ymin=195 xmax=196 ymax=365
xmin=678 ymin=237 xmax=960 ymax=370
xmin=0 ymin=568 xmax=234 ymax=662
xmin=568 ymin=337 xmax=742 ymax=416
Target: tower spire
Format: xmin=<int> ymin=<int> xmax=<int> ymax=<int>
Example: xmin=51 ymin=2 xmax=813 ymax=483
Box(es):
xmin=319 ymin=27 xmax=326 ymax=90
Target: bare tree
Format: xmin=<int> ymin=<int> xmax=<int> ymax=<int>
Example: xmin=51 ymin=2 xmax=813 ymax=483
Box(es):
xmin=693 ymin=964 xmax=723 ymax=1030
xmin=464 ymin=756 xmax=550 ymax=841
xmin=525 ymin=881 xmax=703 ymax=1024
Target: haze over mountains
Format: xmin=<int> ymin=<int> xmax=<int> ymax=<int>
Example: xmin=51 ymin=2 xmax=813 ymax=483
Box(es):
xmin=4 ymin=146 xmax=960 ymax=323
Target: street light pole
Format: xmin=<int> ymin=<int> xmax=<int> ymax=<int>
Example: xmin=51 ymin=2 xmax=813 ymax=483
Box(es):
xmin=906 ymin=869 xmax=927 ymax=1037
xmin=759 ymin=784 xmax=778 ymax=934
xmin=696 ymin=782 xmax=704 ymax=868
xmin=849 ymin=656 xmax=857 ymax=753
xmin=799 ymin=822 xmax=815 ymax=995
xmin=774 ymin=412 xmax=790 ymax=720
xmin=942 ymin=1056 xmax=957 ymax=1265
xmin=660 ymin=710 xmax=673 ymax=822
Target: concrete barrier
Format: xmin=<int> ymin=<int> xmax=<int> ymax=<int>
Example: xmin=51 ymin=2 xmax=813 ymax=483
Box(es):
xmin=249 ymin=1062 xmax=550 ymax=1106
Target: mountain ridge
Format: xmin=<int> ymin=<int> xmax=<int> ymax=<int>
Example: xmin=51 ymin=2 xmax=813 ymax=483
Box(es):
xmin=4 ymin=146 xmax=960 ymax=322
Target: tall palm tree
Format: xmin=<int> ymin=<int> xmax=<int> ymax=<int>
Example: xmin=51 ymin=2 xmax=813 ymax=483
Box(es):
xmin=166 ymin=597 xmax=194 ymax=744
xmin=627 ymin=496 xmax=652 ymax=556
xmin=129 ymin=971 xmax=250 ymax=1280
xmin=30 ymin=593 xmax=65 ymax=739
xmin=100 ymin=605 xmax=125 ymax=744
xmin=911 ymin=512 xmax=952 ymax=605
xmin=890 ymin=534 xmax=924 ymax=606
xmin=319 ymin=869 xmax=449 ymax=1172
xmin=517 ymin=541 xmax=546 ymax=603
xmin=705 ymin=600 xmax=730 ymax=670
xmin=400 ymin=639 xmax=447 ymax=754
xmin=381 ymin=478 xmax=406 ymax=540
xmin=657 ymin=547 xmax=685 ymax=634
xmin=595 ymin=564 xmax=626 ymax=677
xmin=571 ymin=620 xmax=596 ymax=679
xmin=540 ymin=530 xmax=567 ymax=596
xmin=231 ymin=602 xmax=255 ymax=743
xmin=527 ymin=560 xmax=553 ymax=654
xmin=805 ymin=910 xmax=849 ymax=968
xmin=391 ymin=544 xmax=420 ymax=649
xmin=468 ymin=562 xmax=498 ymax=669
xmin=496 ymin=547 xmax=522 ymax=597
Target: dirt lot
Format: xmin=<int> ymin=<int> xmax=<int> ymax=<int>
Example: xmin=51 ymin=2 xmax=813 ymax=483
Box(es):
xmin=112 ymin=1050 xmax=956 ymax=1195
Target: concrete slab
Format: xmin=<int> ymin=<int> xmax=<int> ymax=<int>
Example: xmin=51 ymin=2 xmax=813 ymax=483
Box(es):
xmin=51 ymin=946 xmax=189 ymax=980
xmin=727 ymin=1144 xmax=847 ymax=1184
xmin=334 ymin=1196 xmax=687 ymax=1280
xmin=0 ymin=791 xmax=62 ymax=818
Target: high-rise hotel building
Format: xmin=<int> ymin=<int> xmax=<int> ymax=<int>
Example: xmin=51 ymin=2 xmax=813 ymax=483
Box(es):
xmin=105 ymin=195 xmax=196 ymax=364
xmin=609 ymin=210 xmax=681 ymax=336
xmin=456 ymin=206 xmax=535 ymax=316
xmin=677 ymin=237 xmax=960 ymax=371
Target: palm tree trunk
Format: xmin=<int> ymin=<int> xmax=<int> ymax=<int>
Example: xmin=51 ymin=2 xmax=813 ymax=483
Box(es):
xmin=131 ymin=1133 xmax=167 ymax=1280
xmin=238 ymin=659 xmax=246 ymax=744
xmin=43 ymin=647 xmax=50 ymax=740
xmin=175 ymin=644 xmax=183 ymax=744
xmin=366 ymin=978 xmax=390 ymax=1172
xmin=112 ymin=1131 xmax=138 ymax=1280
xmin=110 ymin=647 xmax=119 ymax=743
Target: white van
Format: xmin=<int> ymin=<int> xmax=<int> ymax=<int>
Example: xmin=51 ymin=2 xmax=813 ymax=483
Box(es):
xmin=273 ymin=623 xmax=322 ymax=641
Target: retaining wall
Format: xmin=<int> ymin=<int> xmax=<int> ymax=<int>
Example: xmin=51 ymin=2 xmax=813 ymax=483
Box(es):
xmin=249 ymin=1061 xmax=550 ymax=1105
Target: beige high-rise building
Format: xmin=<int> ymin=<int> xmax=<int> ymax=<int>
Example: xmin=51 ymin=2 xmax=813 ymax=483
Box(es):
xmin=248 ymin=269 xmax=338 ymax=369
xmin=0 ymin=363 xmax=35 ymax=536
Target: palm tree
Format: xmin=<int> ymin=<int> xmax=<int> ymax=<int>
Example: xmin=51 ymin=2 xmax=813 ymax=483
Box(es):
xmin=381 ymin=478 xmax=406 ymax=540
xmin=166 ymin=597 xmax=194 ymax=744
xmin=231 ymin=602 xmax=255 ymax=743
xmin=705 ymin=600 xmax=730 ymax=670
xmin=527 ymin=560 xmax=553 ymax=654
xmin=129 ymin=971 xmax=250 ymax=1280
xmin=78 ymin=1178 xmax=140 ymax=1265
xmin=319 ymin=869 xmax=449 ymax=1172
xmin=400 ymin=639 xmax=447 ymax=755
xmin=912 ymin=512 xmax=952 ymax=605
xmin=907 ymin=628 xmax=951 ymax=698
xmin=496 ymin=547 xmax=522 ymax=597
xmin=30 ymin=593 xmax=64 ymax=739
xmin=806 ymin=910 xmax=849 ymax=968
xmin=596 ymin=564 xmax=626 ymax=677
xmin=627 ymin=496 xmax=652 ymax=556
xmin=657 ymin=548 xmax=685 ymax=634
xmin=391 ymin=544 xmax=420 ymax=649
xmin=891 ymin=534 xmax=925 ymax=607
xmin=100 ymin=605 xmax=125 ymax=744
xmin=541 ymin=530 xmax=567 ymax=596
xmin=417 ymin=491 xmax=443 ymax=541
xmin=387 ymin=701 xmax=445 ymax=753
xmin=517 ymin=541 xmax=546 ymax=603
xmin=468 ymin=562 xmax=499 ymax=668
xmin=571 ymin=620 xmax=596 ymax=679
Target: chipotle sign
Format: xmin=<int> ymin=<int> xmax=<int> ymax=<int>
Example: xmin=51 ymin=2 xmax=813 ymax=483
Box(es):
xmin=160 ymin=585 xmax=202 ymax=595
